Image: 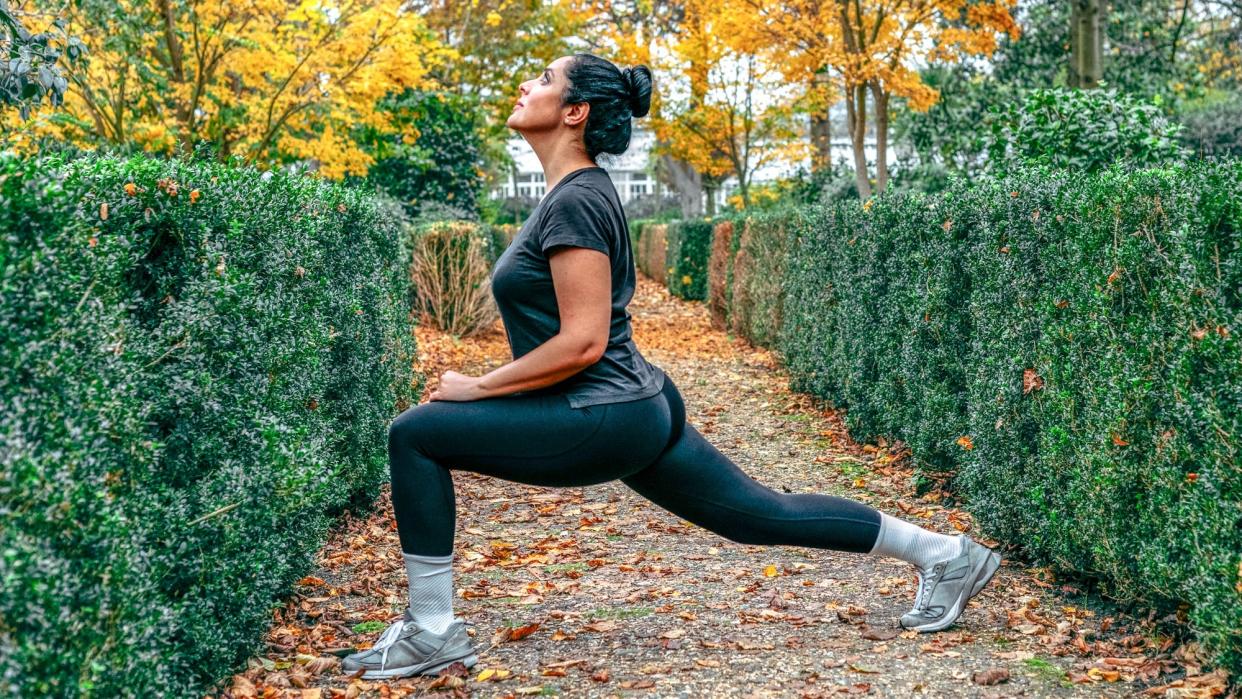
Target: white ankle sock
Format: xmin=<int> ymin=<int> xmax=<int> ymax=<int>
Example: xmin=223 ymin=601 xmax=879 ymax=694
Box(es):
xmin=867 ymin=512 xmax=961 ymax=570
xmin=402 ymin=551 xmax=455 ymax=635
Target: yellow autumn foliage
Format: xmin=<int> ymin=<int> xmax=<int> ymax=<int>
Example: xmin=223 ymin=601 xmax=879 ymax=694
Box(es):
xmin=3 ymin=0 xmax=454 ymax=179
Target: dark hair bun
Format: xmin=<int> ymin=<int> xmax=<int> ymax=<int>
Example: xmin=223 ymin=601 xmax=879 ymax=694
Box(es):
xmin=622 ymin=65 xmax=653 ymax=118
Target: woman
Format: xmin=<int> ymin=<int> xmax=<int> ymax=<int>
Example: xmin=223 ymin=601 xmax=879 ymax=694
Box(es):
xmin=342 ymin=53 xmax=1002 ymax=680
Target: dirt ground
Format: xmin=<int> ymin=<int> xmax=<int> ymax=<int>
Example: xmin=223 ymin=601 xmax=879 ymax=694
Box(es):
xmin=207 ymin=274 xmax=1233 ymax=699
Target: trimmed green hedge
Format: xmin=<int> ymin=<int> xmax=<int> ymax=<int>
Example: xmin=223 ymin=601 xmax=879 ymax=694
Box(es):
xmin=665 ymin=218 xmax=714 ymax=300
xmin=777 ymin=162 xmax=1240 ymax=674
xmin=730 ymin=210 xmax=791 ymax=348
xmin=0 ymin=152 xmax=418 ymax=697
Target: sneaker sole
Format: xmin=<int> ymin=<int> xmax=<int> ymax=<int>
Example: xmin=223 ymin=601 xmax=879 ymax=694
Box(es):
xmin=904 ymin=548 xmax=1001 ymax=633
xmin=359 ymin=652 xmax=478 ymax=680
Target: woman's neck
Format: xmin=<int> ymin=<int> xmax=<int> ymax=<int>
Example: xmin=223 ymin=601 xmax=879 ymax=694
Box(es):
xmin=524 ymin=132 xmax=598 ymax=191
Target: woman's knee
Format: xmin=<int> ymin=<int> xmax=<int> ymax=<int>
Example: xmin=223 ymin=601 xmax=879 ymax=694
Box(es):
xmin=388 ymin=403 xmax=435 ymax=453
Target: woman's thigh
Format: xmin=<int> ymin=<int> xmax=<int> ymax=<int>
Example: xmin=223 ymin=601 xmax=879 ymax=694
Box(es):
xmin=390 ymin=389 xmax=673 ymax=488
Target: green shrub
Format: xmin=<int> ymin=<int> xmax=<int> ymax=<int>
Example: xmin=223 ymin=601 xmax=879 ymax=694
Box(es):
xmin=729 ymin=210 xmax=791 ymax=348
xmin=986 ymin=87 xmax=1187 ymax=173
xmin=1179 ymin=92 xmax=1242 ymax=159
xmin=637 ymin=222 xmax=668 ymax=284
xmin=778 ymin=161 xmax=1241 ymax=675
xmin=0 ymin=151 xmax=417 ymax=697
xmin=665 ymin=218 xmax=713 ymax=300
xmin=365 ymin=89 xmax=488 ymax=220
xmin=409 ymin=220 xmax=501 ymax=337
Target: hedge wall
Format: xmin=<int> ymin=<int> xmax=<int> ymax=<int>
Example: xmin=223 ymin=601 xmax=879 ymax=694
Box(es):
xmin=665 ymin=218 xmax=714 ymax=300
xmin=730 ymin=210 xmax=792 ymax=348
xmin=777 ymin=162 xmax=1240 ymax=674
xmin=0 ymin=153 xmax=418 ymax=697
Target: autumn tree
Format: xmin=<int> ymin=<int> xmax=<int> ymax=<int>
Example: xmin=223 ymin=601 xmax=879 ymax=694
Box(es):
xmin=732 ymin=0 xmax=1020 ymax=199
xmin=652 ymin=0 xmax=807 ymax=212
xmin=571 ymin=0 xmax=715 ymax=216
xmin=3 ymin=0 xmax=449 ymax=179
xmin=405 ymin=0 xmax=588 ymax=186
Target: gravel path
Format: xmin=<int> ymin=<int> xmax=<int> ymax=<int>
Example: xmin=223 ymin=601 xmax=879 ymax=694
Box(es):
xmin=211 ymin=275 xmax=1216 ymax=699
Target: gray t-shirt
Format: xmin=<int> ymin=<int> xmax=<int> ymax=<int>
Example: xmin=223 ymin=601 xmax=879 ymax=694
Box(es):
xmin=490 ymin=166 xmax=665 ymax=408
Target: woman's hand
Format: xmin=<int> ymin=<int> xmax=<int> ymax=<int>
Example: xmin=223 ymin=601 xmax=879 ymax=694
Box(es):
xmin=428 ymin=370 xmax=486 ymax=402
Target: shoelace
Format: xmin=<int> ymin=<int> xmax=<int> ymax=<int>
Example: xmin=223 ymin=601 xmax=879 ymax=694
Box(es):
xmin=912 ymin=563 xmax=945 ymax=616
xmin=370 ymin=617 xmax=411 ymax=669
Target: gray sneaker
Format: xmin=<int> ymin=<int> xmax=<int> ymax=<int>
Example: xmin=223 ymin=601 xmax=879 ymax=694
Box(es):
xmin=341 ymin=609 xmax=478 ymax=679
xmin=900 ymin=534 xmax=1001 ymax=632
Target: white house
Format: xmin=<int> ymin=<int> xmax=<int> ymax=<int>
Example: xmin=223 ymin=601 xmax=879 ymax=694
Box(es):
xmin=489 ymin=120 xmax=899 ymax=210
xmin=490 ymin=128 xmax=659 ymax=204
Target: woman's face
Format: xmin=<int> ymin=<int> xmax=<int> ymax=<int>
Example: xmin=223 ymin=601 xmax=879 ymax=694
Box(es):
xmin=507 ymin=55 xmax=577 ymax=134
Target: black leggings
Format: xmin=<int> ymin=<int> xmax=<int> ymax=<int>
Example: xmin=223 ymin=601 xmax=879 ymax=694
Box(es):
xmin=387 ymin=372 xmax=882 ymax=558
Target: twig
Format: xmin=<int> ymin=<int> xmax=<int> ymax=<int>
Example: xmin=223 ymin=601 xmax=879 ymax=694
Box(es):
xmin=188 ymin=500 xmax=240 ymax=526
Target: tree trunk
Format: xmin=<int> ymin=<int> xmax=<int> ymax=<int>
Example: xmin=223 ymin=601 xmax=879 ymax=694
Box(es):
xmin=810 ymin=68 xmax=833 ymax=172
xmin=871 ymin=82 xmax=889 ymax=194
xmin=844 ymin=82 xmax=871 ymax=200
xmin=1070 ymin=0 xmax=1104 ymax=88
xmin=660 ymin=153 xmax=703 ymax=217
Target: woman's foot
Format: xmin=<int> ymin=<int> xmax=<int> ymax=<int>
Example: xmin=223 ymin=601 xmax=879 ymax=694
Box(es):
xmin=341 ymin=609 xmax=478 ymax=679
xmin=899 ymin=534 xmax=1001 ymax=633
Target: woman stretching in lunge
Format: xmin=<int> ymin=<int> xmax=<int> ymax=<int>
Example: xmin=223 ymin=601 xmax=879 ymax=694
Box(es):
xmin=342 ymin=53 xmax=1002 ymax=679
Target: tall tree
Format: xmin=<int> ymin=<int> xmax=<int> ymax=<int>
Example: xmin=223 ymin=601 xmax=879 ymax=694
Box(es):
xmin=4 ymin=0 xmax=446 ymax=179
xmin=732 ymin=0 xmax=1020 ymax=199
xmin=652 ymin=1 xmax=807 ymax=211
xmin=1069 ymin=0 xmax=1104 ymax=87
xmin=574 ymin=0 xmax=712 ymax=217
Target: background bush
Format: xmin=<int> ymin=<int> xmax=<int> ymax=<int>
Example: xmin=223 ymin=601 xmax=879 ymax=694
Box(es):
xmin=408 ymin=220 xmax=503 ymax=337
xmin=0 ymin=151 xmax=418 ymax=698
xmin=776 ymin=162 xmax=1240 ymax=674
xmin=664 ymin=218 xmax=714 ymax=301
xmin=636 ymin=222 xmax=668 ymax=285
xmin=985 ymin=86 xmax=1187 ymax=173
xmin=706 ymin=218 xmax=742 ymax=331
xmin=728 ymin=210 xmax=790 ymax=348
xmin=655 ymin=160 xmax=1239 ymax=675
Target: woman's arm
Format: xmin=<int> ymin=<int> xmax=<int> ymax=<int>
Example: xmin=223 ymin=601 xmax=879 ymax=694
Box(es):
xmin=429 ymin=246 xmax=611 ymax=401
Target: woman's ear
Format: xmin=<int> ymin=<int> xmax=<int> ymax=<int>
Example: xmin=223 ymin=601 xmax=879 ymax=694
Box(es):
xmin=565 ymin=101 xmax=590 ymax=127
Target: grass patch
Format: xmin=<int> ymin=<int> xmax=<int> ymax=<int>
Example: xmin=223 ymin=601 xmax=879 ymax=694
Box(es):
xmin=587 ymin=606 xmax=655 ymax=621
xmin=833 ymin=461 xmax=868 ymax=478
xmin=351 ymin=621 xmax=387 ymax=634
xmin=1022 ymin=656 xmax=1069 ymax=686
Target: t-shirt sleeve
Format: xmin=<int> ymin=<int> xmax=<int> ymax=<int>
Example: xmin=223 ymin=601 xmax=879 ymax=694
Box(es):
xmin=537 ymin=185 xmax=612 ymax=256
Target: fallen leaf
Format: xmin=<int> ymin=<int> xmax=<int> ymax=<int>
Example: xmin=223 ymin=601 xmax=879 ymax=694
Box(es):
xmin=860 ymin=626 xmax=899 ymax=641
xmin=972 ymin=667 xmax=1010 ymax=685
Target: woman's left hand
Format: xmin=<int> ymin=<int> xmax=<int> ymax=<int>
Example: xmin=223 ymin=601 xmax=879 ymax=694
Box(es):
xmin=428 ymin=370 xmax=485 ymax=402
